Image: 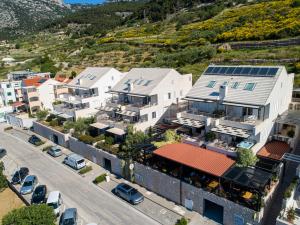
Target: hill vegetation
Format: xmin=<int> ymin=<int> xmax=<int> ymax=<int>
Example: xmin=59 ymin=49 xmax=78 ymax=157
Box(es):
xmin=0 ymin=0 xmax=299 ymax=86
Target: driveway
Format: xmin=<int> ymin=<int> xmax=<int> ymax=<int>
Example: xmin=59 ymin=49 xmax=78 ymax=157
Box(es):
xmin=0 ymin=127 xmax=160 ymax=225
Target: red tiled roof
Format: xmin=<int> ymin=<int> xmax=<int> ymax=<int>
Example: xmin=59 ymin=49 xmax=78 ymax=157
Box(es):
xmin=154 ymin=143 xmax=235 ymax=177
xmin=55 ymin=75 xmax=72 ymax=83
xmin=257 ymin=141 xmax=290 ymax=161
xmin=23 ymin=77 xmax=48 ymax=87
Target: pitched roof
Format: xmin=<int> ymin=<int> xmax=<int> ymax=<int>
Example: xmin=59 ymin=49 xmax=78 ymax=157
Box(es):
xmin=67 ymin=67 xmax=113 ymax=88
xmin=154 ymin=143 xmax=235 ymax=177
xmin=257 ymin=141 xmax=290 ymax=161
xmin=55 ymin=75 xmax=72 ymax=83
xmin=22 ymin=77 xmax=49 ymax=87
xmin=186 ymin=65 xmax=285 ymax=106
xmin=110 ymin=68 xmax=175 ymax=96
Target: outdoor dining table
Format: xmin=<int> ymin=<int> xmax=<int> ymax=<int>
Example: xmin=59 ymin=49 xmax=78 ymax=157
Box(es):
xmin=208 ymin=180 xmax=219 ymax=189
xmin=242 ymin=191 xmax=253 ymax=199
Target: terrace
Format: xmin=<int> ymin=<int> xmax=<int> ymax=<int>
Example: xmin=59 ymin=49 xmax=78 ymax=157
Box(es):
xmin=142 ymin=143 xmax=275 ymax=211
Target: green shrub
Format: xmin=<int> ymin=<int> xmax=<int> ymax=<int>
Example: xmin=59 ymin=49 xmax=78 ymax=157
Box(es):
xmin=105 ymin=136 xmax=114 ymax=146
xmin=287 ymin=130 xmax=295 ymax=138
xmin=205 ymin=132 xmax=216 ymax=142
xmin=4 ymin=127 xmax=13 ymax=131
xmin=35 ymin=141 xmax=45 ymax=146
xmin=284 ymin=178 xmax=298 ymax=199
xmin=93 ymin=174 xmax=107 ymax=184
xmin=237 ymin=148 xmax=258 ymax=167
xmin=78 ymin=135 xmax=95 ymax=145
xmin=0 ymin=161 xmax=7 ymax=192
xmin=175 ymin=217 xmax=188 ymax=225
xmin=49 ymin=119 xmax=59 ymax=127
xmin=42 ymin=145 xmax=53 ymax=152
xmin=79 ymin=166 xmax=92 ymax=175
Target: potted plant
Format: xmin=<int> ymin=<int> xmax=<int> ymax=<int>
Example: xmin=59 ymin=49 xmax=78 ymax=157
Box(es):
xmin=288 ymin=130 xmax=295 ymax=138
xmin=287 ymin=207 xmax=295 ymax=223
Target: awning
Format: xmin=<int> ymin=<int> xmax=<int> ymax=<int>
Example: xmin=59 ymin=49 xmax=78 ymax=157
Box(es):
xmin=116 ymin=110 xmax=137 ymax=117
xmin=99 ymin=106 xmax=115 ymax=112
xmin=211 ymin=124 xmax=251 ymax=138
xmin=50 ymin=110 xmax=62 ymax=116
xmin=222 ymin=102 xmax=260 ymax=109
xmin=183 ymin=97 xmax=205 ymax=102
xmin=58 ymin=113 xmax=74 ymax=119
xmin=90 ymin=122 xmax=109 ymax=130
xmin=172 ymin=118 xmax=205 ymax=128
xmin=107 ymin=127 xmax=126 ymax=136
xmin=275 ymin=110 xmax=300 ymax=126
xmin=127 ymin=93 xmax=147 ymax=97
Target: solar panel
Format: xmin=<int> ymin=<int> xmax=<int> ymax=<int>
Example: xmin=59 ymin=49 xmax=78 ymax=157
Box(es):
xmin=204 ymin=66 xmax=279 ymax=77
xmin=205 ymin=67 xmax=214 ymax=74
xmin=267 ymin=68 xmax=279 ymax=76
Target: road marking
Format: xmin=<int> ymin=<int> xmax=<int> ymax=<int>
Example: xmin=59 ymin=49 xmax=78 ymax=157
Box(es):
xmin=160 ymin=209 xmax=167 ymax=215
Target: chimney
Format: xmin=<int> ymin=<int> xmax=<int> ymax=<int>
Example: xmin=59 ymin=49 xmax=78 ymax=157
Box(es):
xmin=219 ymin=84 xmax=228 ymax=100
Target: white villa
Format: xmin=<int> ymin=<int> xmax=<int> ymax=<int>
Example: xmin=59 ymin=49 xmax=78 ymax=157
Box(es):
xmin=96 ymin=68 xmax=192 ymax=133
xmin=174 ymin=65 xmax=294 ymax=156
xmin=53 ymin=67 xmax=124 ymax=120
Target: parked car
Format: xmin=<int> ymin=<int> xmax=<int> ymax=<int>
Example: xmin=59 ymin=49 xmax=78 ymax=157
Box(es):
xmin=47 ymin=146 xmax=63 ymax=157
xmin=47 ymin=191 xmax=63 ymax=217
xmin=28 ymin=135 xmax=42 ymax=145
xmin=31 ymin=184 xmax=47 ymax=204
xmin=0 ymin=148 xmax=6 ymax=159
xmin=11 ymin=167 xmax=29 ymax=184
xmin=20 ymin=175 xmax=38 ymax=195
xmin=60 ymin=208 xmax=78 ymax=225
xmin=63 ymin=154 xmax=85 ymax=170
xmin=114 ymin=183 xmax=144 ymax=205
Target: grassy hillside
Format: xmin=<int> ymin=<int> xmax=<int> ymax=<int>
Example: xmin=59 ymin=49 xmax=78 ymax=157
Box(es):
xmin=0 ymin=0 xmax=299 ymax=86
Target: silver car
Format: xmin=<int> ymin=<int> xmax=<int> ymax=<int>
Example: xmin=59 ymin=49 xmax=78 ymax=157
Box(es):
xmin=20 ymin=175 xmax=38 ymax=195
xmin=47 ymin=146 xmax=62 ymax=157
xmin=115 ymin=183 xmax=144 ymax=205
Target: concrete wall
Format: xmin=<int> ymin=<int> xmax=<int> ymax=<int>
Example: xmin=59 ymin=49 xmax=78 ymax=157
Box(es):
xmin=6 ymin=114 xmax=36 ymax=128
xmin=69 ymin=137 xmax=123 ymax=176
xmin=134 ymin=162 xmax=261 ymax=225
xmin=33 ymin=121 xmax=70 ymax=147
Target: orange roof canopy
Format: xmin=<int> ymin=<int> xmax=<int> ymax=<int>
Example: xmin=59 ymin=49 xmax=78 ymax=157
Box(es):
xmin=154 ymin=143 xmax=235 ymax=177
xmin=257 ymin=141 xmax=290 ymax=161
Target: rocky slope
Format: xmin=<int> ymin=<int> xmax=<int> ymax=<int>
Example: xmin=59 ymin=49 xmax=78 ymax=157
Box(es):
xmin=0 ymin=0 xmax=70 ymax=39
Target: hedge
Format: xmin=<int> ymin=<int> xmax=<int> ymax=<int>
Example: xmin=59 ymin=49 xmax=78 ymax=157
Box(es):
xmin=93 ymin=174 xmax=107 ymax=184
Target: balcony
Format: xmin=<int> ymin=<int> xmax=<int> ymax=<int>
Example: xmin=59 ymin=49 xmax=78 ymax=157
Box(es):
xmin=58 ymin=93 xmax=98 ymax=104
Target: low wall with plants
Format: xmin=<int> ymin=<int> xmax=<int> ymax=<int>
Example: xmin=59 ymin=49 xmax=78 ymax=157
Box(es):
xmin=33 ymin=121 xmax=70 ymax=148
xmin=69 ymin=137 xmax=123 ymax=176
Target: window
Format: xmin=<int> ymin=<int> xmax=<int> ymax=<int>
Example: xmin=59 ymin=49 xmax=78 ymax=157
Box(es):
xmin=111 ymin=76 xmax=114 ymax=81
xmin=168 ymin=93 xmax=171 ymax=99
xmin=180 ymin=90 xmax=183 ymax=96
xmin=207 ymin=81 xmax=216 ymax=88
xmin=152 ymin=112 xmax=156 ymax=119
xmin=7 ymin=92 xmax=12 ymax=96
xmin=231 ymin=82 xmax=240 ymax=89
xmin=222 ymin=81 xmax=228 ymax=86
xmin=244 ymin=83 xmax=256 ymax=91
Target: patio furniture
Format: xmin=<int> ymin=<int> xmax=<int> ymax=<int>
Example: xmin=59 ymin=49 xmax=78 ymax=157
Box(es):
xmin=242 ymin=191 xmax=253 ymax=200
xmin=208 ymin=180 xmax=219 ymax=189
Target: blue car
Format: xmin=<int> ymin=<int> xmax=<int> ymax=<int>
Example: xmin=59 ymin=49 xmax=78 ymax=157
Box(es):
xmin=20 ymin=175 xmax=38 ymax=195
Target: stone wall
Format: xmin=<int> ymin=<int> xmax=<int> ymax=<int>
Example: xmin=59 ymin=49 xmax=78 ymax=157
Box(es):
xmin=134 ymin=162 xmax=261 ymax=225
xmin=134 ymin=162 xmax=181 ymax=204
xmin=69 ymin=137 xmax=123 ymax=176
xmin=33 ymin=121 xmax=69 ymax=147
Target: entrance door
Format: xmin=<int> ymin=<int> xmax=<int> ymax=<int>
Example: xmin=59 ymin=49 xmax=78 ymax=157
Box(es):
xmin=204 ymin=199 xmax=224 ymax=224
xmin=53 ymin=134 xmax=59 ymax=144
xmin=104 ymin=158 xmax=112 ymax=172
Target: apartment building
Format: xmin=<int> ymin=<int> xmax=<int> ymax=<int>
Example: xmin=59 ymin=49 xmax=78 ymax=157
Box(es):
xmin=54 ymin=67 xmax=124 ymax=120
xmin=7 ymin=70 xmax=50 ymax=81
xmin=174 ymin=65 xmax=294 ymax=155
xmin=97 ymin=68 xmax=192 ymax=132
xmin=0 ymin=80 xmax=22 ymax=106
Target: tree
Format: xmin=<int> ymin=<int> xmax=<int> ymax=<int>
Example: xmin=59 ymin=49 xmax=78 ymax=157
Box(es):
xmin=237 ymin=148 xmax=258 ymax=167
xmin=36 ymin=109 xmax=49 ymax=121
xmin=71 ymin=71 xmax=77 ymax=78
xmin=175 ymin=217 xmax=188 ymax=225
xmin=164 ymin=129 xmax=180 ymax=142
xmin=2 ymin=204 xmax=56 ymax=225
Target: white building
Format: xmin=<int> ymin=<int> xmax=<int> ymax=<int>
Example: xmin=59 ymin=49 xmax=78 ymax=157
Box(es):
xmin=54 ymin=67 xmax=124 ymax=120
xmin=0 ymin=80 xmax=22 ymax=106
xmin=97 ymin=68 xmax=192 ymax=132
xmin=174 ymin=65 xmax=294 ymax=155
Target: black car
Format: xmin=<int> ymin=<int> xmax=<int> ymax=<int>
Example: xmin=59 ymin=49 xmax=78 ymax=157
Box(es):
xmin=28 ymin=135 xmax=42 ymax=145
xmin=0 ymin=148 xmax=6 ymax=159
xmin=31 ymin=185 xmax=47 ymax=204
xmin=11 ymin=167 xmax=29 ymax=185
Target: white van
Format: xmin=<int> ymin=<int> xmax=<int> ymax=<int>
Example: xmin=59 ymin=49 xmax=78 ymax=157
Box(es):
xmin=46 ymin=191 xmax=63 ymax=217
xmin=63 ymin=153 xmax=86 ymax=170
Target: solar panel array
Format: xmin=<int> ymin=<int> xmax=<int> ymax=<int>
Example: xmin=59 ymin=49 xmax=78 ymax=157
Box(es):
xmin=204 ymin=66 xmax=279 ymax=77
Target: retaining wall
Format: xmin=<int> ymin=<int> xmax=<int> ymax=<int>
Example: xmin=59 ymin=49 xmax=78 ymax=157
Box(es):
xmin=69 ymin=137 xmax=123 ymax=176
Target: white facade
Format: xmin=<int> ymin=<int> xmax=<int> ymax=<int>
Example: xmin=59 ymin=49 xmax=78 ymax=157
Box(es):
xmin=55 ymin=67 xmax=124 ymax=120
xmin=0 ymin=80 xmax=22 ymax=106
xmin=37 ymin=79 xmax=65 ymax=111
xmin=0 ymin=106 xmax=13 ymax=122
xmin=177 ymin=65 xmax=294 ymax=155
xmin=100 ymin=68 xmax=193 ymax=132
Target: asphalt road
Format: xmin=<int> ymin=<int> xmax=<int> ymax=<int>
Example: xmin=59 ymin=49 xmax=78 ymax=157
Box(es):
xmin=0 ymin=128 xmax=160 ymax=225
